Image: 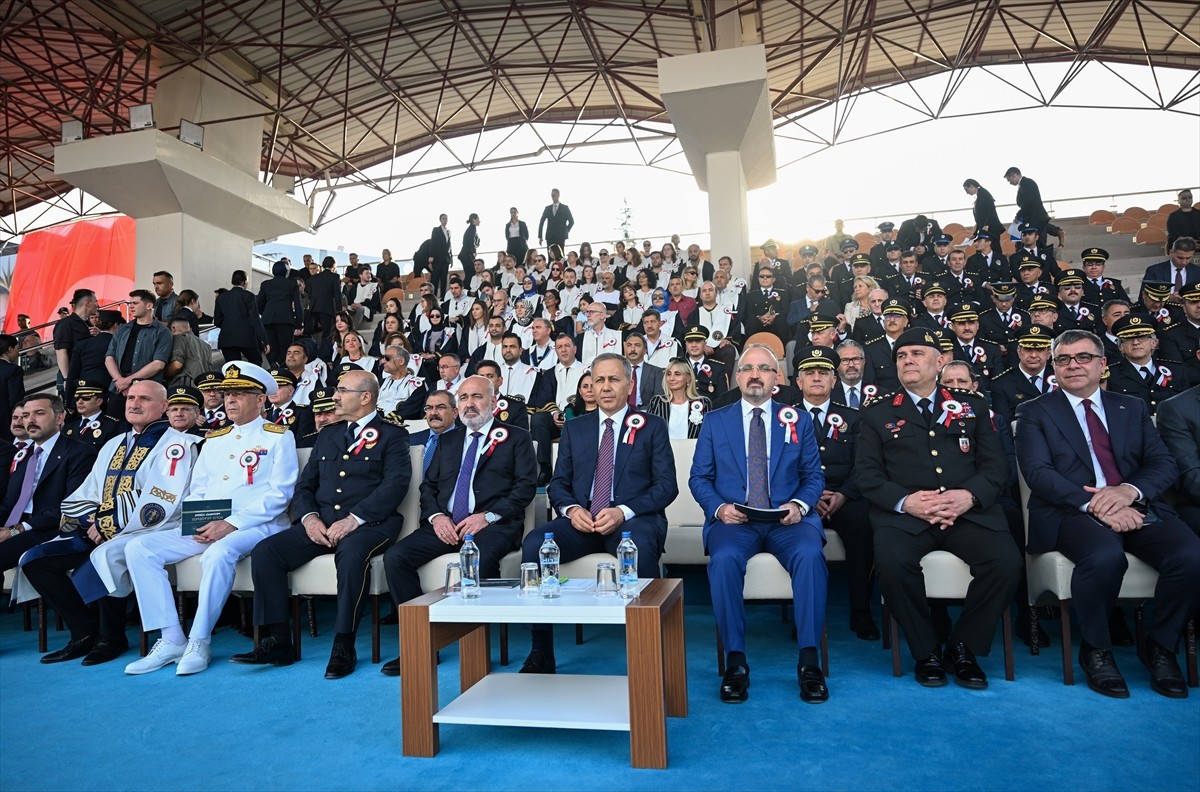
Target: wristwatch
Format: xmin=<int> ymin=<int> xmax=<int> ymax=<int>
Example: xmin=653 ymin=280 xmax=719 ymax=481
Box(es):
xmin=484 ymin=512 xmax=501 ymax=525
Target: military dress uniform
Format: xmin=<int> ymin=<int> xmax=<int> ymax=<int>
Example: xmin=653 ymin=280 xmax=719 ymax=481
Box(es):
xmin=124 ymin=363 xmax=298 ymax=674
xmin=1105 ymin=316 xmax=1189 ymax=415
xmin=297 ymin=388 xmax=339 ymax=449
xmin=64 ymin=380 xmax=124 ymax=447
xmin=1079 ymin=248 xmax=1131 ymax=305
xmin=856 ymin=329 xmax=1020 ymax=676
xmin=988 ymin=325 xmax=1057 ymax=423
xmin=1160 ymin=283 xmax=1200 ymax=384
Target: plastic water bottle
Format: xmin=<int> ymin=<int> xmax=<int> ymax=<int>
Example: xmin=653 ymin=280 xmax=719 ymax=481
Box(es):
xmin=460 ymin=534 xmax=480 ymax=599
xmin=539 ymin=533 xmax=560 ymax=599
xmin=617 ymin=531 xmax=638 ymax=599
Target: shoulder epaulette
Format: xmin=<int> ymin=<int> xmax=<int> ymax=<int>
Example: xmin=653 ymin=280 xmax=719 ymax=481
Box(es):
xmin=864 ymin=336 xmax=887 ymax=346
xmin=205 ymin=425 xmax=233 ymax=439
xmin=382 ymin=411 xmax=407 ymax=427
xmin=263 ymin=422 xmax=286 ymax=434
xmin=862 ymin=390 xmax=896 ymax=407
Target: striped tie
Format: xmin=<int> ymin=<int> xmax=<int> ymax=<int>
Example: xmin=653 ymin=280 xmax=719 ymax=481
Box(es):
xmin=590 ymin=419 xmax=616 ymax=518
xmin=747 ymin=408 xmax=770 ymax=509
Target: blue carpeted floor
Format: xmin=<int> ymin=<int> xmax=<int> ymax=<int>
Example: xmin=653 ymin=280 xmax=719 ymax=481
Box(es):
xmin=1 ymin=567 xmax=1197 ymax=792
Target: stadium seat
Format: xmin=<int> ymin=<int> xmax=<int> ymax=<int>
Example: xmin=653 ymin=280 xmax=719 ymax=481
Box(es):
xmin=381 ymin=287 xmax=406 ymax=307
xmin=1146 ymin=213 xmax=1168 ymax=229
xmin=854 ymin=232 xmax=877 ymax=251
xmin=1157 ymin=202 xmax=1178 ymax=215
xmin=744 ymin=332 xmax=785 ymax=363
xmin=942 ymin=223 xmax=966 ymax=237
xmin=1088 ymin=210 xmax=1116 ymax=225
xmin=1120 ymin=206 xmax=1150 ymax=222
xmin=1110 ymin=216 xmax=1141 ymax=234
xmin=885 ymin=551 xmax=1015 ymax=681
xmin=1135 ymin=226 xmax=1167 ymax=246
xmin=1000 ymin=238 xmax=1017 ymax=256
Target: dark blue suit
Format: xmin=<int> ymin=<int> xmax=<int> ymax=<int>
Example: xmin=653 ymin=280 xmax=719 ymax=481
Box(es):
xmin=689 ymin=400 xmax=827 ymax=652
xmin=1140 ymin=260 xmax=1200 ymax=299
xmin=0 ymin=434 xmax=96 ymax=572
xmin=1016 ymin=389 xmax=1200 ymax=651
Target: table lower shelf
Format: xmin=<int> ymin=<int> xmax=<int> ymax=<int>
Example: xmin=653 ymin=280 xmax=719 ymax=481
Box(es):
xmin=432 ymin=673 xmax=631 ymax=731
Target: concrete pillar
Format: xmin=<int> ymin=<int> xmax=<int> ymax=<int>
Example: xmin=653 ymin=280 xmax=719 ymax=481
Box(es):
xmin=658 ymin=45 xmax=776 ymax=279
xmin=54 ymin=70 xmax=307 ymax=304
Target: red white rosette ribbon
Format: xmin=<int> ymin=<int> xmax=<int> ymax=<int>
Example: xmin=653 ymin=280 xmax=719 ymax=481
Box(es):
xmin=624 ymin=413 xmax=645 ymax=444
xmin=937 ymin=400 xmax=964 ymax=427
xmin=165 ymin=443 xmax=185 ymax=476
xmin=353 ymin=427 xmax=379 ymax=455
xmin=485 ymin=426 xmax=508 ymax=456
xmin=1156 ymin=366 xmax=1172 ymax=388
xmin=827 ymin=412 xmax=845 ymax=440
xmin=778 ymin=406 xmax=799 ymax=443
xmin=239 ymin=451 xmax=259 ymax=484
xmin=863 ymin=385 xmax=878 ymax=400
xmin=1046 ymin=375 xmax=1058 ymax=391
xmin=11 ymin=448 xmax=26 ymax=473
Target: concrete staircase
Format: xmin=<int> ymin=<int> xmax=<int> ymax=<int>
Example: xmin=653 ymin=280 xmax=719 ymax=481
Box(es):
xmin=1050 ymin=215 xmax=1164 ymax=286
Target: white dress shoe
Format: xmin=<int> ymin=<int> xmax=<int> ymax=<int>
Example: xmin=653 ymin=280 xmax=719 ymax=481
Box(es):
xmin=124 ymin=639 xmax=185 ymax=675
xmin=176 ymin=639 xmax=212 ymax=676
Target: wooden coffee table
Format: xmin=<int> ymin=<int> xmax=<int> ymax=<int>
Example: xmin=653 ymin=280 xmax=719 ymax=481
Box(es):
xmin=398 ymin=578 xmax=687 ymax=769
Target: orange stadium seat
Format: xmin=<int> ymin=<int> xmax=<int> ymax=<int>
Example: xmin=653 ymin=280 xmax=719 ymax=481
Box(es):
xmin=744 ymin=332 xmax=786 ymax=362
xmin=381 ymin=287 xmax=406 ymax=307
xmin=1000 ymin=238 xmax=1017 ymax=255
xmin=1089 ymin=209 xmax=1116 ymax=225
xmin=1158 ymin=203 xmax=1178 ymax=215
xmin=854 ymin=232 xmax=877 ymax=250
xmin=1121 ymin=206 xmax=1150 ymax=222
xmin=942 ymin=223 xmax=966 ymax=237
xmin=951 ymin=231 xmax=972 ymax=246
xmin=1146 ymin=213 xmax=1168 ymax=229
xmin=1110 ymin=216 xmax=1141 ymax=234
xmin=1134 ymin=226 xmax=1167 ymax=246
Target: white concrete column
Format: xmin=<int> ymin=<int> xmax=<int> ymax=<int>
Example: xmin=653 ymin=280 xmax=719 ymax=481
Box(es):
xmin=706 ymin=151 xmax=750 ymax=272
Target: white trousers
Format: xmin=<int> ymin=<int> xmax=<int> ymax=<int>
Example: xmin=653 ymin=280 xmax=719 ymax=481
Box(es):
xmin=126 ymin=524 xmax=283 ymax=640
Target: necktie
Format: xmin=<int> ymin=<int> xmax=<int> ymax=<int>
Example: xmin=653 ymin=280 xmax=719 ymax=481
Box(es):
xmin=1030 ymin=374 xmax=1040 ymax=392
xmin=345 ymin=424 xmax=358 ymax=449
xmin=628 ymin=366 xmax=638 ymax=409
xmin=847 ymin=387 xmax=860 ymax=409
xmin=1140 ymin=366 xmax=1152 ymax=382
xmin=506 ymin=366 xmax=515 ymax=395
xmin=590 ymin=419 xmax=616 ymax=518
xmin=423 ymin=431 xmax=440 ymax=476
xmin=4 ymin=446 xmax=42 ymax=527
xmin=810 ymin=406 xmax=823 ymax=437
xmin=1176 ymin=268 xmax=1184 ymax=294
xmin=451 ymin=432 xmax=483 ymax=524
xmin=1081 ymin=398 xmax=1123 ymax=485
xmin=1002 ymin=313 xmax=1010 ymax=325
xmin=917 ymin=397 xmax=932 ymax=423
xmin=747 ymin=408 xmax=770 ymax=509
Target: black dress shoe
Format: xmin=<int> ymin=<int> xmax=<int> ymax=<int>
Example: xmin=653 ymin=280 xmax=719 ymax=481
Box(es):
xmin=943 ymin=641 xmax=988 ymax=690
xmin=720 ymin=665 xmax=749 ymax=703
xmin=229 ymin=636 xmax=294 ymax=666
xmin=1016 ymin=617 xmax=1051 ymax=648
xmin=40 ymin=636 xmax=95 ymax=664
xmin=81 ymin=637 xmax=129 ymax=666
xmin=1080 ymin=646 xmax=1129 ymax=698
xmin=914 ymin=652 xmax=948 ymax=687
xmin=850 ymin=610 xmax=880 ymax=642
xmin=381 ymin=657 xmax=400 ymax=677
xmin=518 ymin=649 xmax=555 ymax=674
xmin=325 ymin=643 xmax=357 ymax=679
xmin=1138 ymin=642 xmax=1188 ymax=699
xmin=798 ymin=664 xmax=828 ymax=703
xmin=1109 ymin=608 xmax=1134 ymax=647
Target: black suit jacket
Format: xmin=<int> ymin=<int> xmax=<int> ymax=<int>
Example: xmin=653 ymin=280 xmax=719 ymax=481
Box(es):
xmin=0 ymin=433 xmax=97 ymax=535
xmin=214 ymin=286 xmax=268 ymax=349
xmin=0 ymin=359 xmax=23 ymax=441
xmin=420 ymin=422 xmax=536 ymax=535
xmin=1157 ymin=386 xmax=1200 ymax=506
xmin=293 ymin=415 xmax=411 ymax=534
xmin=429 ymin=226 xmax=453 ymax=268
xmin=1016 ymin=389 xmax=1179 ymax=552
xmin=257 ymin=276 xmax=304 ymax=328
xmin=538 ymin=202 xmax=574 ymax=243
xmin=1141 ymin=261 xmax=1200 ymax=296
xmin=62 ymin=413 xmax=124 ymax=448
xmin=1014 ymin=176 xmax=1050 ymax=229
xmin=307 ymin=270 xmax=344 ymax=315
xmin=811 ymin=403 xmax=862 ymax=499
xmin=896 ymin=218 xmax=944 ymax=252
xmin=458 ymin=226 xmax=479 ymax=269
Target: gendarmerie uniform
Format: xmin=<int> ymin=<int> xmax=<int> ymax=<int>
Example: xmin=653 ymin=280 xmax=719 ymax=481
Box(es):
xmin=988 ymin=325 xmax=1056 ymax=423
xmin=125 ymin=362 xmax=298 ymax=670
xmin=265 ymin=368 xmax=316 ymax=438
xmin=63 ymin=380 xmax=123 ymax=448
xmin=856 ymin=329 xmax=1021 ymax=669
xmin=15 ymin=419 xmax=200 ymax=653
xmin=1104 ymin=315 xmax=1190 ymax=415
xmin=976 ymin=284 xmax=1029 ymax=360
xmin=298 ymin=388 xmax=339 ymax=449
xmin=1160 ymin=283 xmax=1200 ymax=384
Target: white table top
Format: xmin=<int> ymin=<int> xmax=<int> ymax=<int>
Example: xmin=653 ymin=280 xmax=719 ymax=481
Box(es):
xmin=429 ymin=579 xmax=652 ymax=624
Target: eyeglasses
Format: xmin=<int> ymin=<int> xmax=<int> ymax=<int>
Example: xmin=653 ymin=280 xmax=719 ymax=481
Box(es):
xmin=839 ymin=356 xmax=864 ymax=364
xmin=1052 ymin=352 xmax=1101 ymax=367
xmin=334 ymin=387 xmax=368 ymax=395
xmin=423 ymin=404 xmax=452 ymax=412
xmin=758 ymin=274 xmax=774 ymax=279
xmin=379 ymin=355 xmax=392 ymax=362
xmin=737 ymin=364 xmax=778 ymax=373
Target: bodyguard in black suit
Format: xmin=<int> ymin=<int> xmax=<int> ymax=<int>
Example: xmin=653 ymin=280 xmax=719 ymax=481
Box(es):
xmin=0 ymin=335 xmax=25 ymax=440
xmin=537 ymin=188 xmax=574 ymax=256
xmin=1016 ymin=329 xmax=1199 ymax=698
xmin=896 ymin=214 xmax=943 ymax=252
xmin=518 ymin=353 xmax=678 ymax=674
xmin=1005 ymin=167 xmax=1064 ymax=248
xmin=257 ymin=260 xmax=304 ymax=368
xmin=458 ymin=214 xmax=481 ymax=272
xmin=428 ymin=215 xmax=454 ymax=297
xmin=214 ymin=270 xmax=268 ymax=366
xmin=858 ymin=329 xmax=1020 ymax=689
xmin=1141 ymin=237 xmax=1200 ymax=300
xmin=379 ymin=375 xmax=537 ymax=675
xmin=740 ymin=266 xmax=791 ymax=342
xmin=0 ymin=394 xmax=97 ymax=572
xmin=307 ymin=257 xmax=345 ymax=359
xmin=233 ymin=370 xmax=411 ymax=678
xmin=504 ymin=207 xmax=530 ymax=262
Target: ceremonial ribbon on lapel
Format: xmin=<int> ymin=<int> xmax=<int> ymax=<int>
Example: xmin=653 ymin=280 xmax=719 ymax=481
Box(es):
xmin=1155 ymin=366 xmax=1172 ymax=388
xmin=624 ymin=413 xmax=645 ymax=444
xmin=240 ymin=451 xmax=259 ymax=484
xmin=778 ymin=406 xmax=799 ymax=444
xmin=862 ymin=384 xmax=878 ymax=401
xmin=10 ymin=448 xmax=25 ymax=474
xmin=1008 ymin=314 xmax=1022 ymax=330
xmin=353 ymin=427 xmax=379 ymax=455
xmin=827 ymin=412 xmax=844 ymax=440
xmin=485 ymin=426 xmax=508 ymax=457
xmin=164 ymin=443 xmax=185 ymax=476
xmin=1156 ymin=307 xmax=1171 ymax=322
xmin=1046 ymin=375 xmax=1058 ymax=391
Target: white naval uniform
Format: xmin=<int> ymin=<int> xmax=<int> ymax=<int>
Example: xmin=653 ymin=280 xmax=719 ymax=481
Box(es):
xmin=11 ymin=427 xmax=200 ymax=604
xmin=125 ymin=417 xmax=298 ymax=641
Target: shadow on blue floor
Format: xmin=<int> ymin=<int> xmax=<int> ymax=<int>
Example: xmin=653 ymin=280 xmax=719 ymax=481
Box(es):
xmin=1 ymin=566 xmax=1197 ymax=792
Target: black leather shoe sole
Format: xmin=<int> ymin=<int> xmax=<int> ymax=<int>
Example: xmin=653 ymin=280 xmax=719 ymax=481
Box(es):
xmin=40 ymin=638 xmax=95 ymax=664
xmin=81 ymin=643 xmax=129 ymax=666
xmin=229 ymin=649 xmax=294 ymax=666
xmin=381 ymin=657 xmax=400 ymax=677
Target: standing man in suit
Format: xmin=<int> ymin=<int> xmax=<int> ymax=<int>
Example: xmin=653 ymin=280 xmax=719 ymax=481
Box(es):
xmin=517 ymin=353 xmax=677 ymax=674
xmin=256 ymin=261 xmax=304 ymax=369
xmin=428 ymin=213 xmax=454 ymax=297
xmin=1141 ymin=236 xmax=1199 ymax=303
xmin=379 ymin=375 xmax=537 ymax=675
xmin=690 ymin=343 xmax=828 ymax=703
xmin=537 ymin=188 xmax=574 ymax=259
xmin=1016 ymin=330 xmax=1199 ymax=698
xmin=214 ymin=270 xmax=269 ymax=366
xmin=896 ymin=214 xmax=943 ymax=253
xmin=1004 ymin=166 xmax=1066 ymax=249
xmin=307 ymin=257 xmax=345 ymax=361
xmin=0 ymin=393 xmax=97 ymax=573
xmin=0 ymin=335 xmax=24 ymax=440
xmin=232 ymin=370 xmax=410 ymax=678
xmin=857 ymin=328 xmax=1020 ymax=689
